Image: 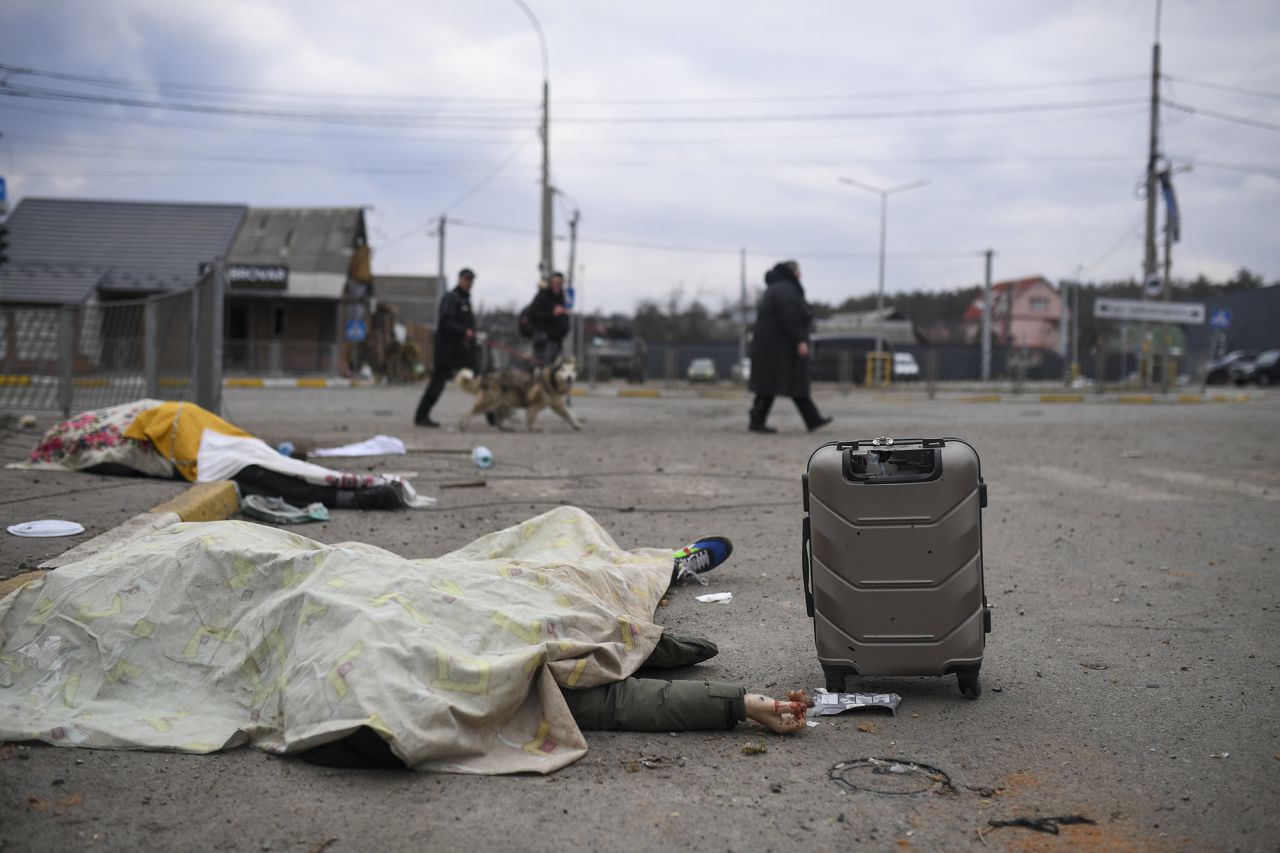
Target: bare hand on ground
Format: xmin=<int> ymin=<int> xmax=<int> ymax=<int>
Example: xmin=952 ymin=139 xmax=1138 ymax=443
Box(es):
xmin=745 ymin=691 xmax=812 ymax=734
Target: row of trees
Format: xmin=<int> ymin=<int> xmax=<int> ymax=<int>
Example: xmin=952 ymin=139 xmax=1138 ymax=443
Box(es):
xmin=474 ymin=268 xmax=1270 ymax=349
xmin=596 ymin=268 xmax=1272 ymax=347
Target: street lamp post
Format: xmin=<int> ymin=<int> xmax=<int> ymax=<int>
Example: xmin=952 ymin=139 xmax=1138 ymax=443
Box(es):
xmin=837 ymin=176 xmax=928 ymax=378
xmin=510 ymin=0 xmax=553 ymax=282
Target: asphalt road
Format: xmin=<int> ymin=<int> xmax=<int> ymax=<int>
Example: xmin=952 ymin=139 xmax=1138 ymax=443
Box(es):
xmin=2 ymin=384 xmax=1277 ymax=852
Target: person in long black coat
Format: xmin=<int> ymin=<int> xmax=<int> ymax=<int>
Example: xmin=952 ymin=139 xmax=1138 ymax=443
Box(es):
xmin=748 ymin=261 xmax=832 ymax=433
xmin=414 ymin=268 xmax=478 ymax=427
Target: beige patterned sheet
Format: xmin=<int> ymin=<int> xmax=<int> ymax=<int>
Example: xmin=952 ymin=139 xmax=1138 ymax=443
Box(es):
xmin=0 ymin=506 xmax=671 ymax=774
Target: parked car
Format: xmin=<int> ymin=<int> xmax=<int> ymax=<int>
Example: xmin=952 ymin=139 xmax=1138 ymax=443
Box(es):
xmin=1205 ymin=350 xmax=1255 ymax=385
xmin=686 ymin=357 xmax=717 ymax=382
xmin=893 ymin=352 xmax=921 ymax=381
xmin=1231 ymin=349 xmax=1280 ymax=386
xmin=730 ymin=357 xmax=751 ymax=384
xmin=586 ymin=337 xmax=647 ymax=383
xmin=810 ymin=335 xmax=888 ymax=384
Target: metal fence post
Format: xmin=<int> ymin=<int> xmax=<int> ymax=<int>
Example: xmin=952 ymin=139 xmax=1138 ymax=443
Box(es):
xmin=144 ymin=297 xmax=159 ymax=399
xmin=58 ymin=305 xmax=74 ymax=417
xmin=193 ymin=260 xmax=226 ymax=414
xmin=926 ymin=349 xmax=937 ymax=399
xmin=664 ymin=347 xmax=677 ymax=389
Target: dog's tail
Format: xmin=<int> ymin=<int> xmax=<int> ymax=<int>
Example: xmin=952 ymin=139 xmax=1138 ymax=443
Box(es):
xmin=455 ymin=368 xmax=482 ymax=394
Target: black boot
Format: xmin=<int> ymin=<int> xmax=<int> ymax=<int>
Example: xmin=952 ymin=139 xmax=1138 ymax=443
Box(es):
xmin=795 ymin=397 xmax=832 ymax=432
xmin=749 ymin=395 xmax=776 ymax=433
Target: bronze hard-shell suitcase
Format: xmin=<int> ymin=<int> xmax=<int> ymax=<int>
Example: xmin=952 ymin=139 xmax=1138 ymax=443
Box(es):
xmin=802 ymin=437 xmax=991 ymax=698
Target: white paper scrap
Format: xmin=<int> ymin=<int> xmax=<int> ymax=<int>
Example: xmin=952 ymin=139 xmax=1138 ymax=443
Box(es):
xmin=694 ymin=592 xmax=733 ymax=604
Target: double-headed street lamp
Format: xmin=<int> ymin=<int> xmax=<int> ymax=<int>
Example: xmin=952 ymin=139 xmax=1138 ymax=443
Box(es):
xmin=837 ymin=176 xmax=928 ymax=370
xmin=510 ymin=0 xmax=554 ymax=282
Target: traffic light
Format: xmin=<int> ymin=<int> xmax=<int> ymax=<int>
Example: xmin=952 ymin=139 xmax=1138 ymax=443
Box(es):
xmin=0 ymin=221 xmax=8 ymax=269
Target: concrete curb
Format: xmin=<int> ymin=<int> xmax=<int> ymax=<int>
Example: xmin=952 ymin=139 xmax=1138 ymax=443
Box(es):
xmin=225 ymin=377 xmax=370 ymax=389
xmin=1 ymin=480 xmax=240 ymax=599
xmin=566 ymin=387 xmax=1257 ymax=404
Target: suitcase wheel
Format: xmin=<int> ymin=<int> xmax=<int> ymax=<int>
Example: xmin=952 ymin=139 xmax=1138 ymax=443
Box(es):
xmin=822 ymin=667 xmax=850 ymax=694
xmin=956 ymin=667 xmax=982 ymax=700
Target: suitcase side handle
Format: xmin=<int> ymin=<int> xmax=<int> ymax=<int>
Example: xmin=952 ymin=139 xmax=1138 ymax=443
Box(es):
xmin=802 ymin=515 xmax=814 ymax=618
xmin=801 ymin=473 xmax=814 ymax=618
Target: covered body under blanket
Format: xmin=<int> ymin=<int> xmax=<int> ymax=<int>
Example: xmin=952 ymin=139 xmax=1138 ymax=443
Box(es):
xmin=10 ymin=400 xmax=432 ymax=508
xmin=0 ymin=507 xmax=671 ymax=774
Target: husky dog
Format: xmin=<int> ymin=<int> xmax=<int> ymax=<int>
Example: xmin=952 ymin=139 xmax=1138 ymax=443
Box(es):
xmin=456 ymin=356 xmax=581 ymax=432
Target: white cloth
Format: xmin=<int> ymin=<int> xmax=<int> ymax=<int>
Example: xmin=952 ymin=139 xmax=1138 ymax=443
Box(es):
xmin=309 ymin=435 xmax=407 ymax=458
xmin=196 ymin=431 xmax=433 ymax=508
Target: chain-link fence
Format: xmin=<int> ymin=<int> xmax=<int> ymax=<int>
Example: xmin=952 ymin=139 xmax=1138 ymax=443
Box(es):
xmin=224 ymin=339 xmax=341 ymax=375
xmin=1 ymin=270 xmax=222 ymax=417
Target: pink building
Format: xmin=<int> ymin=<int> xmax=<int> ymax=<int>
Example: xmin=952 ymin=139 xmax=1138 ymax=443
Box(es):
xmin=962 ymin=277 xmax=1066 ymax=351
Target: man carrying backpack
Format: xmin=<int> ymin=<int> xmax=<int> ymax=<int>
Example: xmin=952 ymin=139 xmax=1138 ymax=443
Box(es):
xmin=525 ymin=271 xmax=572 ymax=365
xmin=414 ymin=268 xmax=477 ymax=428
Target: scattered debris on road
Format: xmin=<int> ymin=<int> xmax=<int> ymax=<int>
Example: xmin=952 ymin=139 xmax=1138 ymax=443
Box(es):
xmin=7 ymin=519 xmax=85 ymax=538
xmin=829 ymin=757 xmax=954 ymax=796
xmin=241 ymin=495 xmax=329 ymax=524
xmin=985 ymin=814 xmax=1097 ymax=835
xmin=812 ymin=690 xmax=901 ymax=716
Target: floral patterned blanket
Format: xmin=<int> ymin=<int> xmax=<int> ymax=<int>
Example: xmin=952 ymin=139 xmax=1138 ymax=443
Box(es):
xmin=10 ymin=400 xmax=432 ymax=508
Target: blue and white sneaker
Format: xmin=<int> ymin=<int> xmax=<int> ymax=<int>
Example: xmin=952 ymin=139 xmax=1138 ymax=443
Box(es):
xmin=671 ymin=536 xmax=734 ymax=586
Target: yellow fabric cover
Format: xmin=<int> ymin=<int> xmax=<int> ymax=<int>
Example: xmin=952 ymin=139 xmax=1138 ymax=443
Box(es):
xmin=124 ymin=402 xmax=251 ymax=481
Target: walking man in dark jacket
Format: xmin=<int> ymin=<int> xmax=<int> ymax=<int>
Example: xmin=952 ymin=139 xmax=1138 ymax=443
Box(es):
xmin=748 ymin=261 xmax=832 ymax=433
xmin=528 ymin=272 xmax=572 ymax=364
xmin=414 ymin=268 xmax=478 ymax=427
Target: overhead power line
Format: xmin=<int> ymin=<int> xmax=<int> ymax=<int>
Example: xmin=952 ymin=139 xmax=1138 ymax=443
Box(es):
xmin=557 ymin=74 xmax=1148 ymax=105
xmin=0 ymin=82 xmax=536 ymax=127
xmin=1162 ymin=99 xmax=1280 ymax=133
xmin=0 ymin=78 xmax=1148 ymax=128
xmin=554 ymin=98 xmax=1149 ymax=126
xmin=1181 ymin=157 xmax=1280 ymax=178
xmin=447 ymin=219 xmax=980 ymax=259
xmin=1163 ymin=74 xmax=1280 ymax=102
xmin=1 ymin=61 xmax=1144 ymax=106
xmin=0 ymin=62 xmax=534 ymax=106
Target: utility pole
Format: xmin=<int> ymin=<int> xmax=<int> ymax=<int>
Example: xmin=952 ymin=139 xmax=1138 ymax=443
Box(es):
xmin=510 ymin=0 xmax=553 ymax=282
xmin=436 ymin=215 xmax=446 ymax=291
xmin=738 ymin=248 xmax=747 ymax=361
xmin=566 ymin=208 xmax=580 ymax=360
xmin=1072 ymin=274 xmax=1081 ymax=382
xmin=540 ymin=78 xmax=554 ymax=282
xmin=1141 ymin=0 xmax=1163 ymax=388
xmin=980 ymin=249 xmax=993 ymax=382
xmin=1161 ymin=166 xmax=1174 ymax=393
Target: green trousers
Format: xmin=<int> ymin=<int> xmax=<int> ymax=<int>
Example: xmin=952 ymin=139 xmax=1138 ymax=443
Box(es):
xmin=299 ymin=633 xmax=741 ymax=768
xmin=562 ymin=632 xmax=746 ymax=732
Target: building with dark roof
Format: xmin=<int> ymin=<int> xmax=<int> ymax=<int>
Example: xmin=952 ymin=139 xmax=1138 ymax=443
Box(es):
xmin=0 ymin=198 xmax=245 ymax=305
xmin=0 ymin=198 xmax=378 ymax=377
xmin=223 ymin=207 xmax=372 ymax=374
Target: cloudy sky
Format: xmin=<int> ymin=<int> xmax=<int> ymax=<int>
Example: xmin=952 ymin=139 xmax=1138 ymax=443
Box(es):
xmin=1 ymin=0 xmax=1278 ymax=314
